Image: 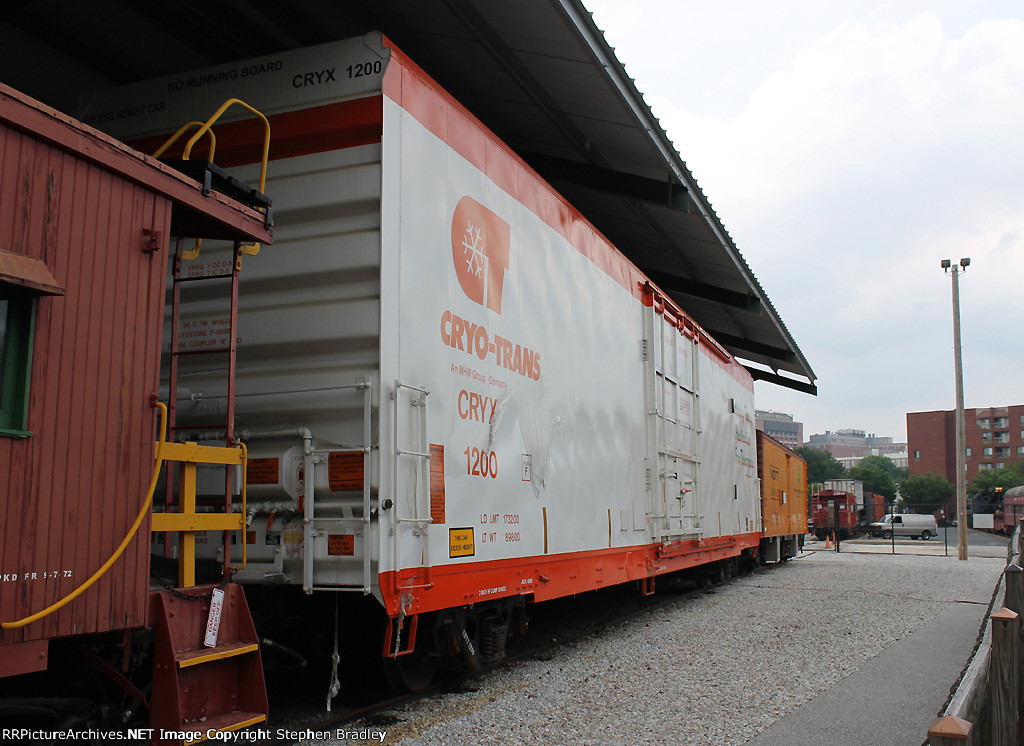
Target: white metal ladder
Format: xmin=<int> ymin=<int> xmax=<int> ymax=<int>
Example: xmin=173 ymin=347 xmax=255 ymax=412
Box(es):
xmin=301 ymin=380 xmax=375 ymax=594
xmin=391 ymin=380 xmax=433 ymax=590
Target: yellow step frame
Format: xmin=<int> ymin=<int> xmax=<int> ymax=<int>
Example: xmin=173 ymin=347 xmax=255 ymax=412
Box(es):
xmin=152 ymin=439 xmax=249 ymax=588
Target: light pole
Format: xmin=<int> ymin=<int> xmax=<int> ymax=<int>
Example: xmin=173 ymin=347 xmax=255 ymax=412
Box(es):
xmin=941 ymin=257 xmax=969 ymax=561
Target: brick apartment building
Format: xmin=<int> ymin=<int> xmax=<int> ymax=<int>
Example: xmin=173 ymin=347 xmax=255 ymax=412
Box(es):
xmin=907 ymin=405 xmax=1024 ymax=488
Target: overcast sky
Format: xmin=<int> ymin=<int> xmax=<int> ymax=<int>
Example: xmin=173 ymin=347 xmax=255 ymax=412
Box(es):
xmin=587 ymin=0 xmax=1024 ymax=445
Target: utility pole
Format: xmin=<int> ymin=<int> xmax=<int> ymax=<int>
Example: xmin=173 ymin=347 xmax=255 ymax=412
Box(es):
xmin=942 ymin=258 xmax=970 ymax=561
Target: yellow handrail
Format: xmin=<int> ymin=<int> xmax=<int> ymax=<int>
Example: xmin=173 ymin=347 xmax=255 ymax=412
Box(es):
xmin=183 ymin=98 xmax=270 ymax=265
xmin=152 ymin=121 xmax=217 ymax=161
xmin=2 ymin=402 xmax=170 ymax=629
xmin=152 ymin=123 xmax=218 ymax=260
xmin=156 ymin=100 xmax=270 ymax=265
xmin=182 ymin=98 xmax=270 ymax=193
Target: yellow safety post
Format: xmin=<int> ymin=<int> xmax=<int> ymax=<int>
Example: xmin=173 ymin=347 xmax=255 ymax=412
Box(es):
xmin=151 ymin=440 xmax=249 ymax=588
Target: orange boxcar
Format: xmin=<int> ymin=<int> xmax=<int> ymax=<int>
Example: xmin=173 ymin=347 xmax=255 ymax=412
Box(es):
xmin=756 ymin=431 xmax=808 ymax=561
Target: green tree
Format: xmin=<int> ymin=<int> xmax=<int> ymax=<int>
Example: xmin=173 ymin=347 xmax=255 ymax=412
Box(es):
xmin=795 ymin=446 xmax=846 ymax=486
xmin=855 ymin=455 xmax=904 ymax=480
xmin=849 ymin=459 xmax=897 ymax=501
xmin=969 ymin=462 xmax=1024 ymax=494
xmin=899 ymin=472 xmax=954 ymax=511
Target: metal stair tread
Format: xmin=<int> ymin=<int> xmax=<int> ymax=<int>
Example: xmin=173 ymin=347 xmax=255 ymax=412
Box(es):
xmin=183 ymin=711 xmax=267 ymax=741
xmin=176 ymin=640 xmax=259 ymax=668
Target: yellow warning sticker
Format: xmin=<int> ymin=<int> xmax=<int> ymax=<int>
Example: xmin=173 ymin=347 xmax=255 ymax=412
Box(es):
xmin=448 ymin=527 xmax=475 ymax=558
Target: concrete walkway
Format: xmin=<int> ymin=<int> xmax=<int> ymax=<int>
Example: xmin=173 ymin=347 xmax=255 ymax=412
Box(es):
xmin=748 ymin=546 xmax=1002 ymax=745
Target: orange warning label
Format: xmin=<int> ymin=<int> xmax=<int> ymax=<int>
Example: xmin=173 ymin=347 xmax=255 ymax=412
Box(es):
xmin=327 ymin=534 xmax=355 ymax=556
xmin=328 ymin=452 xmax=364 ymax=491
xmin=430 ymin=443 xmax=445 ymax=524
xmin=247 ymin=458 xmax=280 ymax=485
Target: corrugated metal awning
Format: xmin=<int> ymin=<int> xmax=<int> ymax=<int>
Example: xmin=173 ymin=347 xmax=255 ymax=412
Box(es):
xmin=0 ymin=0 xmax=814 ymax=392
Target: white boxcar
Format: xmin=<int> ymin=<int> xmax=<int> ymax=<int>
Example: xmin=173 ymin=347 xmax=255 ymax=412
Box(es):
xmin=85 ymin=33 xmax=761 ymax=672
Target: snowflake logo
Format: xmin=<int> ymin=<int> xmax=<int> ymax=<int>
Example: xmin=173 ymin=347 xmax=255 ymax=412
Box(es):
xmin=451 ymin=196 xmax=509 ymax=313
xmin=461 ymin=220 xmax=485 ymax=278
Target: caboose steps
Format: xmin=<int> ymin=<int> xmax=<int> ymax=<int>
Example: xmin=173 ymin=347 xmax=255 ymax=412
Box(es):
xmin=177 ymin=641 xmax=260 ymax=668
xmin=149 ymin=584 xmax=267 ymax=743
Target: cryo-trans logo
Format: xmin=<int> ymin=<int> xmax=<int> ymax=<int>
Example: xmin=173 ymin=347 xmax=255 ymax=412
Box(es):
xmin=442 ymin=196 xmax=540 ymax=381
xmin=451 ymin=196 xmax=510 ymax=314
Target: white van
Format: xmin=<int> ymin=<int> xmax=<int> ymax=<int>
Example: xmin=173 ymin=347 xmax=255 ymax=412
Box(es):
xmin=869 ymin=514 xmax=939 ymax=540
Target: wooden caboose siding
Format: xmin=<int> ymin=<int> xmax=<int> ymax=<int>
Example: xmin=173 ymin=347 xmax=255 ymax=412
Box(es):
xmin=0 ymin=107 xmax=170 ymax=643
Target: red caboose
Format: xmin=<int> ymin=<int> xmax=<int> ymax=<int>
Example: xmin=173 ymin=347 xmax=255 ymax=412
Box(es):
xmin=995 ymin=486 xmax=1024 ymax=535
xmin=862 ymin=491 xmax=887 ymax=525
xmin=812 ymin=490 xmax=858 ymax=540
xmin=0 ymin=84 xmax=271 ymax=737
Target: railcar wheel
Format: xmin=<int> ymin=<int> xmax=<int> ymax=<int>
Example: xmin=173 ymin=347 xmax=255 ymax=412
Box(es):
xmin=382 ymin=647 xmax=438 ymax=693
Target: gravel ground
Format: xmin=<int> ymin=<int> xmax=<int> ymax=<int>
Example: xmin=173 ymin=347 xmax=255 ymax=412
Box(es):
xmin=300 ymin=550 xmax=1005 ymax=746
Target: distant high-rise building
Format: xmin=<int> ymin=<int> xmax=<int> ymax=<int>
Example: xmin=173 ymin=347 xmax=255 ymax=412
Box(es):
xmin=837 ymin=452 xmax=909 ymax=471
xmin=755 ymin=410 xmax=803 ymax=450
xmin=805 ymin=429 xmax=906 ymax=459
xmin=907 ymin=405 xmax=1024 ymax=488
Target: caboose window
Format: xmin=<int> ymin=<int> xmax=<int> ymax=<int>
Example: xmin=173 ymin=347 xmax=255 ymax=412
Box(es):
xmin=0 ymin=250 xmax=63 ymax=438
xmin=0 ymin=285 xmax=35 ymax=438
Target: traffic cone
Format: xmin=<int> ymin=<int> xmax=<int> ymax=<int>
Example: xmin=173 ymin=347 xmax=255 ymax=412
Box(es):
xmin=825 ymin=534 xmax=832 ymax=549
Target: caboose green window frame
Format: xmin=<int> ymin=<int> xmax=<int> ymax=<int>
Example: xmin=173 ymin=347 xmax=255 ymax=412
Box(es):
xmin=0 ymin=285 xmax=37 ymax=439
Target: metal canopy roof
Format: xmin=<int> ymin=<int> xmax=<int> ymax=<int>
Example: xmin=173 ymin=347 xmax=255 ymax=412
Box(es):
xmin=1 ymin=0 xmax=815 ymax=393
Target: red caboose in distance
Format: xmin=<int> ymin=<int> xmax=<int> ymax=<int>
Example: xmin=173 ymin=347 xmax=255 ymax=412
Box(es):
xmin=862 ymin=491 xmax=887 ymax=525
xmin=995 ymin=486 xmax=1024 ymax=535
xmin=812 ymin=490 xmax=858 ymax=540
